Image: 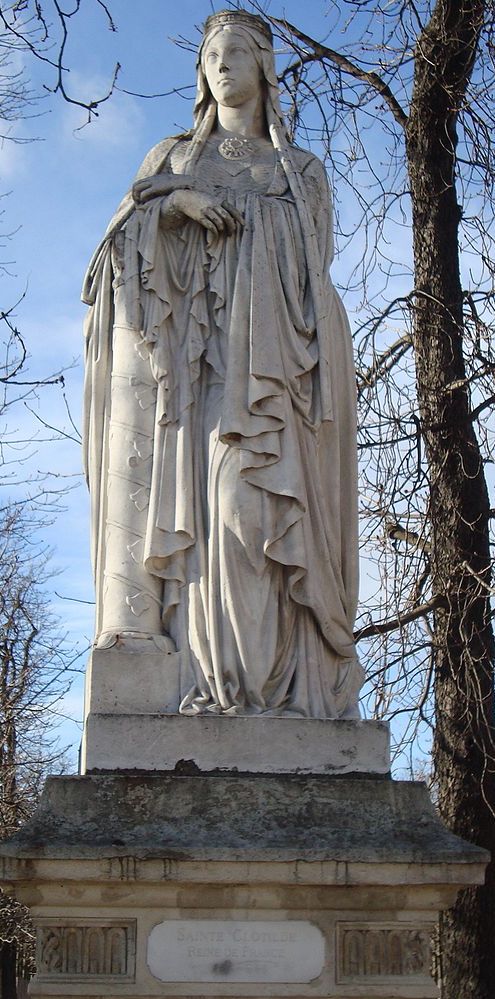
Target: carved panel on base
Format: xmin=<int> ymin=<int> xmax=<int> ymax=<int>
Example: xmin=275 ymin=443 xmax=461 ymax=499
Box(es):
xmin=36 ymin=919 xmax=136 ymax=982
xmin=337 ymin=921 xmax=434 ymax=984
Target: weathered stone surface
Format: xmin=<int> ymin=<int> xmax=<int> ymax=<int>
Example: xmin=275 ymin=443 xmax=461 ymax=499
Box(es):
xmin=36 ymin=919 xmax=136 ymax=982
xmin=81 ymin=714 xmax=390 ymax=776
xmin=147 ymin=919 xmax=325 ymax=984
xmin=0 ymin=773 xmax=487 ymax=867
xmin=336 ymin=921 xmax=433 ymax=984
xmin=0 ymin=773 xmax=487 ymax=998
xmin=83 ymin=645 xmax=181 ymax=715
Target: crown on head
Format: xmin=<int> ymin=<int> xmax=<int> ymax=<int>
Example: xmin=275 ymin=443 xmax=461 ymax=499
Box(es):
xmin=203 ymin=9 xmax=273 ymax=44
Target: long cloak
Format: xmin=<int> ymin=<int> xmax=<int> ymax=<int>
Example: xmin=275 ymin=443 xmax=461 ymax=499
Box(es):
xmin=82 ymin=137 xmax=364 ymax=718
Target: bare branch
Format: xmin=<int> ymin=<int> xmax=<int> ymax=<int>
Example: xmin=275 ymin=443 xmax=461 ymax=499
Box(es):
xmin=267 ymin=13 xmax=409 ymax=128
xmin=355 ymin=596 xmax=441 ymax=643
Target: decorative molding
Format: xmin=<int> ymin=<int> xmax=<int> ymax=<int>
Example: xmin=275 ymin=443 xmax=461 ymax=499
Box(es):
xmin=36 ymin=919 xmax=136 ymax=981
xmin=337 ymin=922 xmax=434 ymax=982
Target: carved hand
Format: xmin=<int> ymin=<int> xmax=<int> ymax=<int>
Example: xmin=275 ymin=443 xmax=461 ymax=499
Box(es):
xmin=132 ymin=173 xmax=193 ymax=204
xmin=167 ymin=189 xmax=244 ymax=236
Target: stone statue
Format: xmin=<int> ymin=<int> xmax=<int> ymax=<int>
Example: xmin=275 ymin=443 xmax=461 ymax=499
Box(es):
xmin=82 ymin=9 xmax=364 ymax=718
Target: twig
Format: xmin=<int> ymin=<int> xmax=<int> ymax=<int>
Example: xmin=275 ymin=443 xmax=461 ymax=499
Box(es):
xmin=355 ymin=596 xmax=441 ymax=642
xmin=267 ymin=14 xmax=408 ymax=128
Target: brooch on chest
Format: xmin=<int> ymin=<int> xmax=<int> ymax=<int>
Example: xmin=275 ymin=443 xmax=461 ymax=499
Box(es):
xmin=218 ymin=136 xmax=256 ymax=160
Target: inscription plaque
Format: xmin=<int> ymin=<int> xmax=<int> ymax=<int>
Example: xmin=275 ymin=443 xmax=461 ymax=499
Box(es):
xmin=147 ymin=919 xmax=325 ymax=983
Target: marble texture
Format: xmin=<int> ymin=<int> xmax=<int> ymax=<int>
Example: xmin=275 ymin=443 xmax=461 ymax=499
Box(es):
xmin=147 ymin=919 xmax=325 ymax=983
xmin=80 ymin=711 xmax=390 ymax=775
xmin=82 ymin=9 xmax=363 ymax=722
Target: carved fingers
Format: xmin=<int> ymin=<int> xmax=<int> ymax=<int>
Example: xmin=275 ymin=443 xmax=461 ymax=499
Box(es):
xmin=187 ymin=192 xmax=244 ymax=235
xmin=200 ymin=200 xmax=244 ymax=235
xmin=134 ymin=182 xmax=244 ymax=237
xmin=132 ymin=174 xmax=192 ymax=204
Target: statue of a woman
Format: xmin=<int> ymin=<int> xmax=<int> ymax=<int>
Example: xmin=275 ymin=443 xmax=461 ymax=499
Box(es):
xmin=82 ymin=9 xmax=364 ymax=718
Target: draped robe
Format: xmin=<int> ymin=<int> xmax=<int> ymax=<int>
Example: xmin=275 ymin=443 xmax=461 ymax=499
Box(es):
xmin=83 ymin=135 xmax=364 ymax=718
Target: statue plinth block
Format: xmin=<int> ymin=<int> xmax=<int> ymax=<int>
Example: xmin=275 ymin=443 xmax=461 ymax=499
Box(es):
xmin=81 ymin=646 xmax=390 ymax=775
xmin=81 ymin=712 xmax=391 ymax=776
xmin=0 ymin=774 xmax=487 ymax=998
xmin=82 ymin=645 xmax=182 ymax=715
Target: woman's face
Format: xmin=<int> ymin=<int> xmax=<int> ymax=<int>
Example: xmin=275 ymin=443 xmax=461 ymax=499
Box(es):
xmin=203 ymin=29 xmax=263 ymax=109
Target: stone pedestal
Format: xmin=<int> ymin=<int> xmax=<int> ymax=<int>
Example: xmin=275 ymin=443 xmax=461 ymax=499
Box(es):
xmin=81 ymin=647 xmax=391 ymax=776
xmin=82 ymin=712 xmax=391 ymax=777
xmin=0 ymin=769 xmax=488 ymax=999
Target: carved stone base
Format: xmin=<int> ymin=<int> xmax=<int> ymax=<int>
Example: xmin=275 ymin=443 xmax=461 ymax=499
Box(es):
xmin=0 ymin=773 xmax=488 ymax=998
xmin=82 ymin=713 xmax=391 ymax=776
xmin=80 ymin=647 xmax=391 ymax=775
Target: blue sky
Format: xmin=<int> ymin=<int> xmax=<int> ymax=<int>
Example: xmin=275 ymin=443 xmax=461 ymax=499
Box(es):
xmin=2 ymin=1 xmax=415 ymax=768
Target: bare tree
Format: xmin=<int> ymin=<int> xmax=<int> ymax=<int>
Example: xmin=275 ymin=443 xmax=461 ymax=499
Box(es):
xmin=0 ymin=1 xmax=119 ymax=486
xmin=0 ymin=502 xmax=82 ymax=995
xmin=246 ymin=0 xmax=495 ymax=994
xmin=0 ymin=0 xmax=120 ymax=131
xmin=0 ymin=6 xmax=114 ymax=992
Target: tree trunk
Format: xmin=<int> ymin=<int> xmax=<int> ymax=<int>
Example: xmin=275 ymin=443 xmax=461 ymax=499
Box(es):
xmin=406 ymin=0 xmax=495 ymax=994
xmin=0 ymin=940 xmax=17 ymax=999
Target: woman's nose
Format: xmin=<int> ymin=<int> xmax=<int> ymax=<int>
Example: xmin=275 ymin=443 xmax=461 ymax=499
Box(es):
xmin=219 ymin=60 xmax=229 ymax=73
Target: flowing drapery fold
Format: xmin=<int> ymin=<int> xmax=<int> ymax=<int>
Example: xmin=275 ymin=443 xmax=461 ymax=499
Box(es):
xmin=82 ymin=141 xmax=363 ymax=717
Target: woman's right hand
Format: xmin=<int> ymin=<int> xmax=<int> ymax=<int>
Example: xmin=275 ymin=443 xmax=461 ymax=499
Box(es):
xmin=133 ymin=173 xmax=192 ymax=204
xmin=167 ymin=189 xmax=244 ymax=236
